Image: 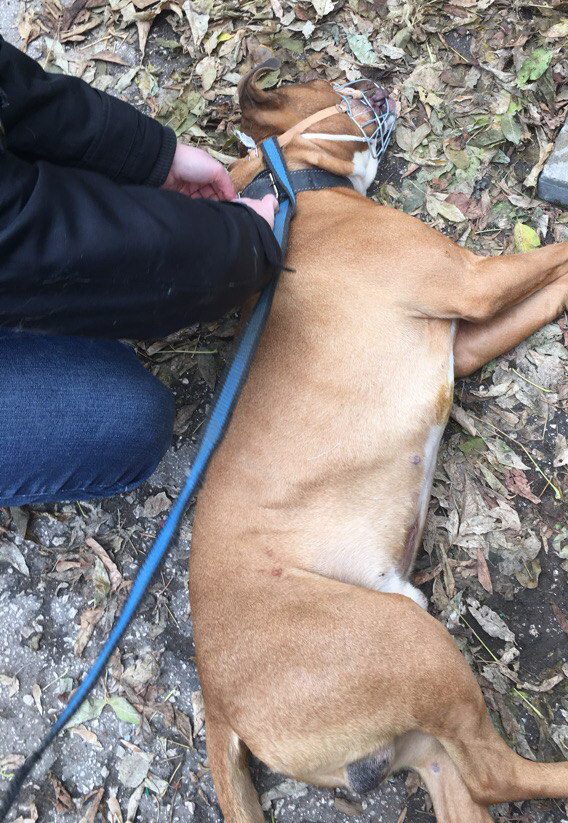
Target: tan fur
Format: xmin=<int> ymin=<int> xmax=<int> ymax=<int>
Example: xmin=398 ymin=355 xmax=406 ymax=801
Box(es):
xmin=190 ymin=71 xmax=568 ymax=822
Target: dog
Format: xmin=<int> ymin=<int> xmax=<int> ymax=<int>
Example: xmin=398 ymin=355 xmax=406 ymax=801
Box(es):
xmin=189 ymin=65 xmax=568 ymax=823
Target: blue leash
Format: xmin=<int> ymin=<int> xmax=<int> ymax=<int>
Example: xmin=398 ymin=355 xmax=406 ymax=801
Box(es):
xmin=0 ymin=137 xmax=295 ymax=821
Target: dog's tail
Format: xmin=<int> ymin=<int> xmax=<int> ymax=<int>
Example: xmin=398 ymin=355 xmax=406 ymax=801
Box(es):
xmin=204 ymin=714 xmax=265 ymax=823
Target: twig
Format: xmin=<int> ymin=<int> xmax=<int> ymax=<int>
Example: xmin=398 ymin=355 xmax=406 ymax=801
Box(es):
xmin=510 ymin=367 xmax=553 ymax=394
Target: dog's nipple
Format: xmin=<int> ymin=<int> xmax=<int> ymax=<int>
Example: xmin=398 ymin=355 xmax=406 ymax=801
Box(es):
xmin=410 ymin=454 xmax=421 ymax=465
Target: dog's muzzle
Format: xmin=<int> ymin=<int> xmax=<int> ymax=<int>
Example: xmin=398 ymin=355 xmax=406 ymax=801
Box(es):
xmin=332 ymin=78 xmax=396 ymax=161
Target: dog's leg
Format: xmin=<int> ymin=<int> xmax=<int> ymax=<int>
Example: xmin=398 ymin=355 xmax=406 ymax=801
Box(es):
xmin=409 ymin=241 xmax=568 ymax=323
xmin=454 ymin=274 xmax=568 ymax=376
xmin=394 ymin=731 xmax=493 ymax=823
xmin=205 ymin=714 xmax=265 ymax=823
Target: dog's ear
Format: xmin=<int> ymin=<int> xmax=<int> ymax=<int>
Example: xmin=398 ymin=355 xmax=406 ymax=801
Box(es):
xmin=238 ymin=58 xmax=282 ymax=109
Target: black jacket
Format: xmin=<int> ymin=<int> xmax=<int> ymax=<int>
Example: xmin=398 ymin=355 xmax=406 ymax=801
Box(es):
xmin=0 ymin=36 xmax=280 ymax=338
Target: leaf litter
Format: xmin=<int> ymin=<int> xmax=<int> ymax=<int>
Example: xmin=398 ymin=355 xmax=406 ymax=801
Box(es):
xmin=0 ymin=0 xmax=567 ymax=821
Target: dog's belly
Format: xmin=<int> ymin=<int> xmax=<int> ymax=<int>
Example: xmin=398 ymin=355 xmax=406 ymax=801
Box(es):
xmin=400 ymin=319 xmax=457 ymax=576
xmin=293 ymin=320 xmax=457 ymax=603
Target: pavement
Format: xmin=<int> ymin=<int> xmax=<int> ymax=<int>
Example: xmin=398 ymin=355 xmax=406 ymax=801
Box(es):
xmin=539 ymin=116 xmax=568 ymax=208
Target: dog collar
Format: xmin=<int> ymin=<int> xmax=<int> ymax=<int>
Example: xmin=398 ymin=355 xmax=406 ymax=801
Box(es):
xmin=240 ymin=167 xmax=354 ymax=200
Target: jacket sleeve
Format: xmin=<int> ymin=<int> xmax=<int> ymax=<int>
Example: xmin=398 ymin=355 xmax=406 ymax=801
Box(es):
xmin=0 ymin=151 xmax=282 ymax=338
xmin=0 ymin=35 xmax=176 ymax=186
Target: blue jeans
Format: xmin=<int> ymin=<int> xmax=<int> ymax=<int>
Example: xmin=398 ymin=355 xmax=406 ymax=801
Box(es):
xmin=0 ymin=330 xmax=175 ymax=506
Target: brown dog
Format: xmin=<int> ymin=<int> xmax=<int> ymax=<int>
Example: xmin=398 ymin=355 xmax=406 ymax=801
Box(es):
xmin=189 ymin=67 xmax=568 ymax=823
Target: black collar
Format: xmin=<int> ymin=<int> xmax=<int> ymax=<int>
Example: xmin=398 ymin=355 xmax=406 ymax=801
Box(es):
xmin=241 ymin=167 xmax=353 ymax=200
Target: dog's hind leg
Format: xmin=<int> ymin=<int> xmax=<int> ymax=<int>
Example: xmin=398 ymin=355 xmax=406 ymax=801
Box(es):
xmin=205 ymin=714 xmax=265 ymax=823
xmin=454 ymin=273 xmax=568 ymax=377
xmin=394 ymin=731 xmax=493 ymax=823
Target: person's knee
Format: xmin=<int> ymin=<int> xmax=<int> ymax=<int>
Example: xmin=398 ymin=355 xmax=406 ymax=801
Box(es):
xmin=110 ymin=368 xmax=175 ymax=490
xmin=0 ymin=334 xmax=175 ymax=505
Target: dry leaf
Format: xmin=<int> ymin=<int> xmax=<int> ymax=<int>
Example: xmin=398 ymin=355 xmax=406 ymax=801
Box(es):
xmin=551 ymin=603 xmax=568 ymax=636
xmin=503 ymin=468 xmax=540 ymax=504
xmin=0 ymin=675 xmax=20 ymax=697
xmin=70 ymin=724 xmax=103 ymax=749
xmin=468 ymin=599 xmax=515 ymax=643
xmin=49 ymin=774 xmax=75 ymax=813
xmin=143 ymin=492 xmax=171 ymax=518
xmin=107 ymin=791 xmax=124 ymax=823
xmin=32 ymin=683 xmax=43 ymax=715
xmin=334 ymin=797 xmax=364 ymax=816
xmin=74 ymin=606 xmax=104 ymax=657
xmin=85 ymin=537 xmax=123 ymax=591
xmin=79 ymin=787 xmax=104 ymax=823
xmin=191 ymin=689 xmax=205 ymax=736
xmin=476 ymin=548 xmax=493 ymax=594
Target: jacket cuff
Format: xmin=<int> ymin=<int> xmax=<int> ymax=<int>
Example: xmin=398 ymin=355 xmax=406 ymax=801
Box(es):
xmin=146 ymin=124 xmax=177 ymax=187
xmin=232 ymin=202 xmax=283 ymax=270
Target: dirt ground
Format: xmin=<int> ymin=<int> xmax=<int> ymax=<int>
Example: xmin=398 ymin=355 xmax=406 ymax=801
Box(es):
xmin=1 ymin=1 xmax=568 ymax=822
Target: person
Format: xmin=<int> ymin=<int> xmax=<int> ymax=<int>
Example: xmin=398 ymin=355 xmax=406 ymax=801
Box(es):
xmin=0 ymin=35 xmax=280 ymax=507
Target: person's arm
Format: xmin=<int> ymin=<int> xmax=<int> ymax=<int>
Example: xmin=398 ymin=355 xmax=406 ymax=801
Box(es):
xmin=0 ymin=35 xmax=175 ymax=186
xmin=0 ymin=152 xmax=281 ymax=338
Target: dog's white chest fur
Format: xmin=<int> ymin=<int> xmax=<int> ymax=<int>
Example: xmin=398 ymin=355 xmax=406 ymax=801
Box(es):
xmin=349 ymin=149 xmax=379 ymax=194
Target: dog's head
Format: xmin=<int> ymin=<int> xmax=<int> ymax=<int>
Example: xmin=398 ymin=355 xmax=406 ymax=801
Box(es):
xmin=237 ymin=60 xmax=391 ymax=193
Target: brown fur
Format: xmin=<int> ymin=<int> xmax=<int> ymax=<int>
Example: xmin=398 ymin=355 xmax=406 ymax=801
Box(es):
xmin=189 ymin=70 xmax=568 ymax=822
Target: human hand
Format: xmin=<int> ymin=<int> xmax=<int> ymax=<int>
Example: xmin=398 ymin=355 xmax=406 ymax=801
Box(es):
xmin=235 ymin=195 xmax=279 ymax=230
xmin=162 ymin=143 xmax=236 ymax=200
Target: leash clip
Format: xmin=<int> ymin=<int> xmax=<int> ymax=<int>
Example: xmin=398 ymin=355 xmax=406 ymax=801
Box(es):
xmin=267 ymin=170 xmax=280 ymax=200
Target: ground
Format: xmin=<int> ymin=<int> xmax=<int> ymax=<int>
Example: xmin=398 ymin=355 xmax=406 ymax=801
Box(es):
xmin=1 ymin=1 xmax=568 ymax=822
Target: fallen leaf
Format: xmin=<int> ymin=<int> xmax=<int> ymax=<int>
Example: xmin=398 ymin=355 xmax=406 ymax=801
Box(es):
xmin=118 ymin=751 xmax=153 ymax=788
xmin=70 ymin=725 xmax=103 ymax=749
xmin=126 ymin=783 xmax=144 ymax=821
xmin=79 ymin=787 xmax=104 ymax=823
xmin=107 ymin=790 xmax=124 ymax=823
xmin=191 ymin=689 xmax=205 ymax=736
xmin=347 ymin=33 xmax=379 ymax=67
xmin=0 ymin=674 xmax=20 ymax=697
xmin=74 ymin=606 xmax=103 ymax=657
xmin=553 ymin=435 xmax=568 ymax=468
xmin=107 ymin=696 xmax=141 ymax=726
xmin=334 ymin=797 xmax=364 ymax=816
xmin=260 ymin=779 xmax=309 ymax=810
xmin=310 ymin=0 xmax=335 ymax=17
xmin=545 ymin=20 xmax=568 ymax=38
xmin=516 ymin=48 xmax=554 ymax=86
xmin=32 ymin=683 xmax=43 ymax=715
xmin=49 ymin=773 xmax=74 ymax=813
xmin=85 ymin=537 xmax=123 ymax=591
xmin=0 ymin=753 xmax=25 ymax=773
xmin=501 ymin=112 xmax=522 ymax=145
xmin=514 ymin=222 xmax=541 ymax=254
xmin=486 ymin=437 xmax=529 ymax=470
xmin=0 ymin=541 xmax=30 ymax=576
xmin=476 ymin=547 xmax=493 ymax=594
xmin=503 ymin=468 xmax=541 ymax=504
xmin=64 ymin=697 xmax=106 ymax=729
xmin=183 ymin=0 xmax=209 ymax=47
xmin=551 ymin=603 xmax=568 ymax=636
xmin=468 ymin=599 xmax=516 ymax=642
xmin=143 ymin=492 xmax=171 ymax=518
